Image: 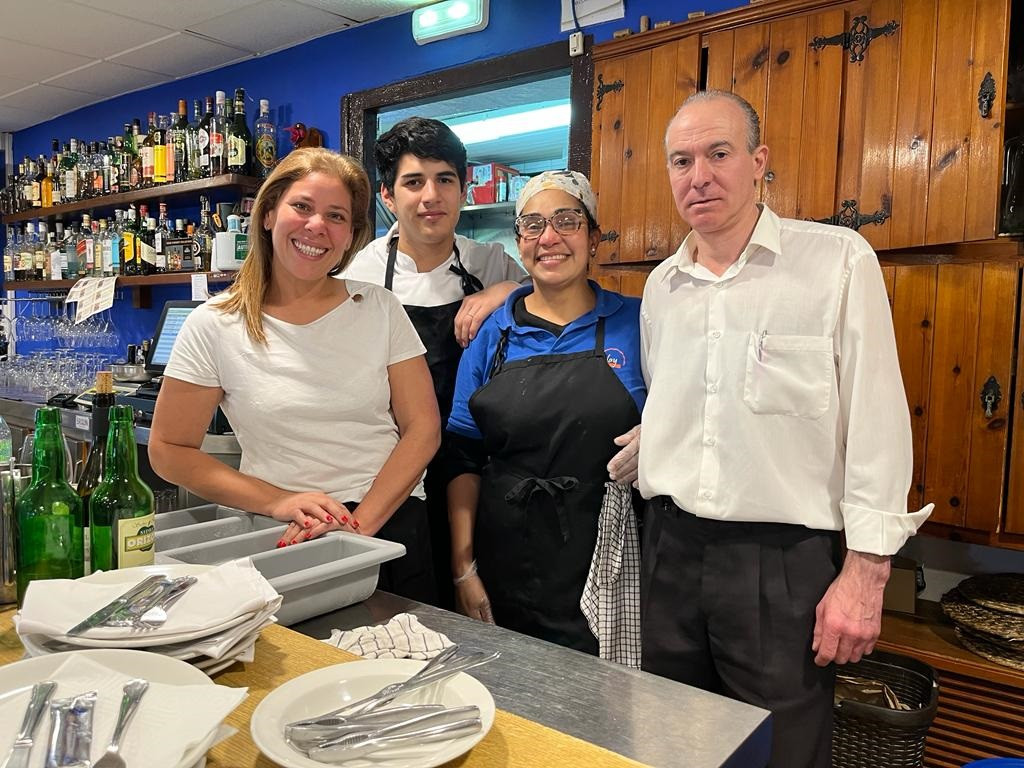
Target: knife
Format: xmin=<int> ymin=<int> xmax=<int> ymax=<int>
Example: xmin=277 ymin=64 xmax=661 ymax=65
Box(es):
xmin=65 ymin=575 xmax=168 ymax=636
xmin=0 ymin=680 xmax=57 ymax=768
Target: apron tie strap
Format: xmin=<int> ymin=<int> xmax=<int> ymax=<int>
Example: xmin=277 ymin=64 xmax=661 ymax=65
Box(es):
xmin=504 ymin=476 xmax=579 ymax=543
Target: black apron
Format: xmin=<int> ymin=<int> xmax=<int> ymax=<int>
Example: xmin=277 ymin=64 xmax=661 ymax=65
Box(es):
xmin=469 ymin=315 xmax=640 ymax=653
xmin=385 ymin=235 xmax=483 ymax=608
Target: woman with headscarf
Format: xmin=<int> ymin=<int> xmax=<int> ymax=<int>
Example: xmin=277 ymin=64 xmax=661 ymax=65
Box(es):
xmin=445 ymin=171 xmax=645 ymax=654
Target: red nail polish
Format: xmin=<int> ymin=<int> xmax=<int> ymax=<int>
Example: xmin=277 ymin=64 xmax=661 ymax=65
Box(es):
xmin=352 ymin=519 xmax=360 ymax=529
xmin=325 ymin=515 xmax=333 ymax=522
xmin=305 ymin=532 xmax=313 ymax=539
xmin=340 ymin=515 xmax=348 ymax=524
xmin=277 ymin=540 xmax=286 ymax=548
xmin=304 ymin=520 xmax=311 ymax=528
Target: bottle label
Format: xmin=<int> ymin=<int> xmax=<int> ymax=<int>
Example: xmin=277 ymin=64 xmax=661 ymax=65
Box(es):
xmin=256 ymin=135 xmax=276 ymax=170
xmin=64 ymin=170 xmax=77 ymax=198
xmin=234 ymin=233 xmax=249 ymax=262
xmin=228 ymin=136 xmax=246 ymax=165
xmin=117 ymin=513 xmax=155 ymax=568
xmin=139 ymin=240 xmax=157 ymax=266
xmin=210 ymin=132 xmax=224 ymax=159
xmin=121 ymin=232 xmax=136 ymax=266
xmin=109 ymin=235 xmax=121 ymax=271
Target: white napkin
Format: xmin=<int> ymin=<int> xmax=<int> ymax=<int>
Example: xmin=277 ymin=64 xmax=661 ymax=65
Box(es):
xmin=0 ymin=655 xmax=247 ymax=768
xmin=16 ymin=560 xmax=280 ymax=640
xmin=322 ymin=613 xmax=454 ymax=659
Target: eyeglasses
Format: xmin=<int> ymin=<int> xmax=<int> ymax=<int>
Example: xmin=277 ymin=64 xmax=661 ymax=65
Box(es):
xmin=514 ymin=209 xmax=586 ymax=240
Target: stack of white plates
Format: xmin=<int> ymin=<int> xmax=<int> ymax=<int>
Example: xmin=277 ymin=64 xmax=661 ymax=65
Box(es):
xmin=14 ymin=561 xmax=283 ymax=675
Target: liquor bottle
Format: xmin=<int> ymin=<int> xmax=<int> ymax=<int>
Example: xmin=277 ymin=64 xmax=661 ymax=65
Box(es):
xmin=76 ymin=215 xmax=92 ymax=278
xmin=89 ymin=405 xmax=155 ymax=572
xmin=197 ymin=97 xmax=214 ymax=177
xmin=92 ymin=219 xmax=106 ymax=277
xmin=15 ymin=407 xmax=85 ymax=604
xmin=49 ymin=222 xmax=65 ymax=280
xmin=139 ymin=217 xmax=158 ymax=275
xmin=91 ymin=142 xmax=108 ymax=197
xmin=131 ymin=120 xmax=144 ymax=189
xmin=227 ymin=88 xmax=252 ymax=176
xmin=40 ymin=162 xmax=54 ymax=208
xmin=154 ymin=203 xmax=171 ymax=273
xmin=186 ymin=99 xmax=203 ymax=180
xmin=194 ymin=197 xmax=215 ymax=271
xmin=26 ymin=160 xmax=41 ymax=208
xmin=78 ymin=371 xmax=115 ymax=573
xmin=108 ymin=210 xmax=123 ymax=276
xmin=209 ymin=91 xmax=227 ymax=176
xmin=172 ymin=100 xmax=189 ymax=182
xmin=141 ymin=113 xmax=156 ymax=186
xmin=119 ymin=124 xmax=134 ymax=191
xmin=121 ymin=205 xmax=139 ymax=276
xmin=33 ymin=158 xmax=46 ymax=208
xmin=108 ymin=137 xmax=121 ymax=195
xmin=62 ymin=221 xmax=79 ymax=279
xmin=33 ymin=222 xmax=48 ymax=280
xmin=76 ymin=144 xmax=92 ymax=199
xmin=254 ymin=99 xmax=276 ymax=179
xmin=3 ymin=226 xmax=16 ymax=282
xmin=154 ymin=113 xmax=168 ymax=184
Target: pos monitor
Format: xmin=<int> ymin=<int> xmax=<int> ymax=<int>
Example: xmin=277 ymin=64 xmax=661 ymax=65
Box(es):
xmin=145 ymin=300 xmax=203 ymax=376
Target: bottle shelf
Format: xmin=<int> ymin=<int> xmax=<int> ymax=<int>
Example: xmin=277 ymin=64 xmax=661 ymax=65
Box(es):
xmin=7 ymin=271 xmax=237 ymax=292
xmin=2 ymin=174 xmax=263 ymax=224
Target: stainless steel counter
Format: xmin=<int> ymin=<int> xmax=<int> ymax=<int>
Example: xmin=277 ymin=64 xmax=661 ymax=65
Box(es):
xmin=291 ymin=592 xmax=772 ymax=768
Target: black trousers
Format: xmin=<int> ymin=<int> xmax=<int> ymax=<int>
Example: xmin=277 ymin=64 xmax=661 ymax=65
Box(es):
xmin=348 ymin=496 xmax=437 ymax=606
xmin=641 ymin=497 xmax=840 ymax=768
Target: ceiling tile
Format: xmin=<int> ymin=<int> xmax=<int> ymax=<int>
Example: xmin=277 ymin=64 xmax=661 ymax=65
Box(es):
xmin=109 ymin=32 xmax=250 ymax=78
xmin=68 ymin=0 xmax=264 ymax=29
xmin=0 ymin=0 xmax=175 ymax=59
xmin=295 ymin=0 xmax=430 ymax=24
xmin=0 ymin=38 xmax=95 ymax=82
xmin=0 ymin=104 xmax=53 ymax=133
xmin=43 ymin=61 xmax=169 ymax=97
xmin=0 ymin=84 xmax=100 ymax=116
xmin=188 ymin=0 xmax=352 ymax=54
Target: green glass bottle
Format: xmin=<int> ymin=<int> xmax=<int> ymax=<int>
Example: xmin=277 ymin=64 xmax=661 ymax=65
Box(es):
xmin=15 ymin=407 xmax=85 ymax=604
xmin=89 ymin=405 xmax=155 ymax=572
xmin=77 ymin=371 xmax=115 ymax=570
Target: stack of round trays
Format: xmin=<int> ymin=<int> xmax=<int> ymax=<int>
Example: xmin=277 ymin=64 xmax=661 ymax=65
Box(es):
xmin=941 ymin=573 xmax=1024 ymax=670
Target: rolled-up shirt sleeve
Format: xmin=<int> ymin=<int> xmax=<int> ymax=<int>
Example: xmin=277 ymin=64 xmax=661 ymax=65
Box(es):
xmin=836 ymin=248 xmax=932 ymax=555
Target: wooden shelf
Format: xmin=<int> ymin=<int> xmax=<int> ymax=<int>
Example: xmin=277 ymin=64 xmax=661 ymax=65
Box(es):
xmin=7 ymin=272 xmax=237 ymax=292
xmin=1 ymin=174 xmax=262 ymax=224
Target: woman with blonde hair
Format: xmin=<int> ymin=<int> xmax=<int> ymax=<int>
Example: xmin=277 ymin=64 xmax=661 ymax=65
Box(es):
xmin=150 ymin=148 xmax=441 ymax=602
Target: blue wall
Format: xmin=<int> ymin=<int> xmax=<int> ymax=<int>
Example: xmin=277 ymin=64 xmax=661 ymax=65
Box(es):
xmin=9 ymin=0 xmax=736 ymax=355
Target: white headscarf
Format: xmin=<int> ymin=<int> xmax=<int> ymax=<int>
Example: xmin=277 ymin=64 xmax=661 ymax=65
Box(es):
xmin=514 ymin=170 xmax=599 ymax=225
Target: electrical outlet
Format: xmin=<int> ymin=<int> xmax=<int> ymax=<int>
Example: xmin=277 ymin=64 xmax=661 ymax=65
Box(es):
xmin=569 ymin=31 xmax=584 ymax=57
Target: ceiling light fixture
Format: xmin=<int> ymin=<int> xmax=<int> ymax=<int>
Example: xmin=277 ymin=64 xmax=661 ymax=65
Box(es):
xmin=448 ymin=103 xmax=571 ymax=145
xmin=412 ymin=0 xmax=489 ymax=45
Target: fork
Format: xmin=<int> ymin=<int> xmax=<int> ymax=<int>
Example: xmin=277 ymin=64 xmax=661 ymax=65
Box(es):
xmin=136 ymin=576 xmax=198 ymax=629
xmin=93 ymin=679 xmax=148 ymax=768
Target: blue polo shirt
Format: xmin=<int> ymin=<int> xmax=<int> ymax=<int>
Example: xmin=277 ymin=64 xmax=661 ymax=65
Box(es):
xmin=447 ymin=281 xmax=647 ymax=440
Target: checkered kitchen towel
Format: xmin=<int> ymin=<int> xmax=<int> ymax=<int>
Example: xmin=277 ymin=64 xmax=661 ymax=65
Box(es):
xmin=321 ymin=613 xmax=454 ymax=659
xmin=580 ymin=482 xmax=642 ymax=668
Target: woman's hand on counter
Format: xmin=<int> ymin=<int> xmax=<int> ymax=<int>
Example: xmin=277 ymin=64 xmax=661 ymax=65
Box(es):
xmin=269 ymin=491 xmax=358 ymax=545
xmin=455 ymin=572 xmax=495 ymax=625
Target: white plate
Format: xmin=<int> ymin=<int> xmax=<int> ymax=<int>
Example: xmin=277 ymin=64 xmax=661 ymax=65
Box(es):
xmin=0 ymin=649 xmax=217 ymax=768
xmin=250 ymin=659 xmax=496 ymax=768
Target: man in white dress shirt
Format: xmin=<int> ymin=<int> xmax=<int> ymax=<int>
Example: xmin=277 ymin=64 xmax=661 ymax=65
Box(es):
xmin=638 ymin=90 xmax=932 ymax=767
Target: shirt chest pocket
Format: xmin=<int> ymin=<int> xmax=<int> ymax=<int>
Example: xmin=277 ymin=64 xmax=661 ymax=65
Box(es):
xmin=743 ymin=333 xmax=834 ymax=419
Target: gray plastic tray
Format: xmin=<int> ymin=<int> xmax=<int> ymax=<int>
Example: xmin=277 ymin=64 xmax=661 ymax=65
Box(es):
xmin=155 ymin=505 xmax=406 ymax=626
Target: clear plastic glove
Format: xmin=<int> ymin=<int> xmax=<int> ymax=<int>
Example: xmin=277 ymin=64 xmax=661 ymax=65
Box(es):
xmin=607 ymin=425 xmax=641 ymax=485
xmin=455 ymin=573 xmax=495 ymax=624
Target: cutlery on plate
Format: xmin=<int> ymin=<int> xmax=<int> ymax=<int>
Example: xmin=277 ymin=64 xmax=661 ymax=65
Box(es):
xmin=284 ymin=704 xmax=448 ymax=749
xmin=306 ymin=710 xmax=483 ymax=762
xmin=0 ymin=680 xmax=57 ymax=768
xmin=65 ymin=575 xmax=167 ymax=636
xmin=297 ymin=650 xmax=500 ymax=726
xmin=93 ymin=680 xmax=148 ymax=768
xmin=136 ymin=576 xmax=198 ymax=629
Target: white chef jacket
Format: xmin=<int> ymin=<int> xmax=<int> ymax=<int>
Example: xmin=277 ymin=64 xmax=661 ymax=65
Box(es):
xmin=340 ymin=223 xmax=525 ymax=306
xmin=638 ymin=204 xmax=931 ymax=556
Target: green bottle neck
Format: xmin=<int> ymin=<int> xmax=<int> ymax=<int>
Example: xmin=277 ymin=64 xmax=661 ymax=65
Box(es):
xmin=103 ymin=419 xmax=140 ymax=480
xmin=32 ymin=423 xmax=68 ymax=483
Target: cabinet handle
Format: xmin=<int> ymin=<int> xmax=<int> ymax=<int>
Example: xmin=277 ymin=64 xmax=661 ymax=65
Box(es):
xmin=811 ymin=199 xmax=890 ymax=231
xmin=764 ymin=170 xmax=776 ymax=183
xmin=980 ymin=375 xmax=1001 ymax=418
xmin=978 ymin=72 xmax=996 ymax=119
xmin=600 ymin=230 xmax=620 ymax=243
xmin=595 ymin=75 xmax=624 ymax=112
xmin=809 ymin=15 xmax=899 ymax=63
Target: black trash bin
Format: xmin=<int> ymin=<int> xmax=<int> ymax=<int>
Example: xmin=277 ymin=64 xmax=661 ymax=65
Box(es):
xmin=832 ymin=650 xmax=939 ymax=768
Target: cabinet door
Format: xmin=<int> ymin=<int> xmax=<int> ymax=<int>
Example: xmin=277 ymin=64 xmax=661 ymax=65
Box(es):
xmin=590 ymin=38 xmax=701 ymax=266
xmin=836 ymin=0 xmax=1011 ymax=249
xmin=891 ymin=261 xmax=1016 ymax=529
xmin=1005 ymin=265 xmax=1024 ymax=535
xmin=703 ymin=7 xmax=846 ymax=220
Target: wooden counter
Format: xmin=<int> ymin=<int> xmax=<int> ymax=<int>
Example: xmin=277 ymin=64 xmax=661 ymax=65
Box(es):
xmin=0 ymin=607 xmax=652 ymax=768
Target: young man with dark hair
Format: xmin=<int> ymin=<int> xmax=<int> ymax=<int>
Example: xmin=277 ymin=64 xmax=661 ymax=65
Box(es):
xmin=341 ymin=116 xmax=525 ymax=607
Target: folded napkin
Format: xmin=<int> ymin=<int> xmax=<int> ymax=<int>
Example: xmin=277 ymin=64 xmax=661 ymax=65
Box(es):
xmin=0 ymin=654 xmax=247 ymax=768
xmin=16 ymin=560 xmax=281 ymax=641
xmin=322 ymin=613 xmax=453 ymax=659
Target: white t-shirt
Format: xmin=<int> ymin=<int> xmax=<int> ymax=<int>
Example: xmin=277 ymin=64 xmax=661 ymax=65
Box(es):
xmin=341 ymin=223 xmax=526 ymax=307
xmin=164 ymin=281 xmax=428 ymax=502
